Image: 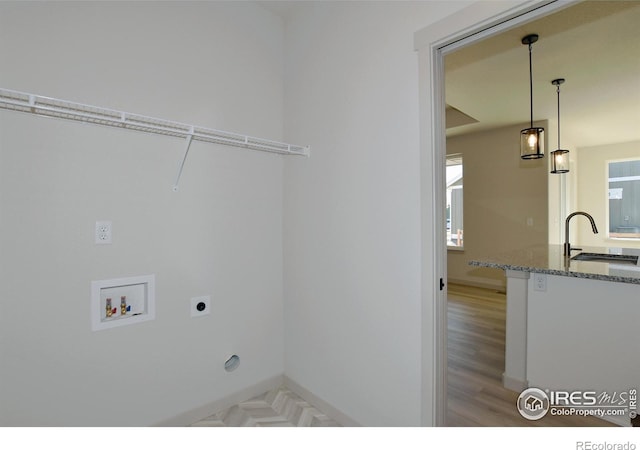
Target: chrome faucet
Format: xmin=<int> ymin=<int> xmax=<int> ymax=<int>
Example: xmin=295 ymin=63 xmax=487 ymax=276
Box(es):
xmin=564 ymin=211 xmax=598 ymax=256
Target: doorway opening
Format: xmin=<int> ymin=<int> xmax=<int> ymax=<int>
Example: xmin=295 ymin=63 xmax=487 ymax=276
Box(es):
xmin=423 ymin=0 xmax=640 ymax=425
xmin=417 ymin=0 xmax=575 ymax=426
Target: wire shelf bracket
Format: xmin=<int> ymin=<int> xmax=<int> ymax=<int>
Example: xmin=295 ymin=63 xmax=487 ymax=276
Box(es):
xmin=173 ymin=128 xmax=194 ymax=192
xmin=0 ymin=87 xmax=310 ymax=191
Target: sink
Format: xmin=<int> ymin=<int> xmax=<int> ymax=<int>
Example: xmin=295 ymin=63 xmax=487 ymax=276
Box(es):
xmin=571 ymin=252 xmax=639 ymax=265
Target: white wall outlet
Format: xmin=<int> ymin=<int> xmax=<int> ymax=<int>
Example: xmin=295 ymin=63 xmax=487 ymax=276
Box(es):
xmin=191 ymin=296 xmax=211 ymax=318
xmin=95 ymin=221 xmax=112 ymax=244
xmin=533 ymin=273 xmax=547 ymax=292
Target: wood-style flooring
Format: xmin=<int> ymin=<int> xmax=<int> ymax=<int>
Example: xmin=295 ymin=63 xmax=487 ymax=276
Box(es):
xmin=446 ymin=283 xmax=614 ymax=427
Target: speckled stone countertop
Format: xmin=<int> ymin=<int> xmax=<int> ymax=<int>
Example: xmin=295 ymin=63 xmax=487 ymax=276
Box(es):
xmin=469 ymin=244 xmax=640 ymax=285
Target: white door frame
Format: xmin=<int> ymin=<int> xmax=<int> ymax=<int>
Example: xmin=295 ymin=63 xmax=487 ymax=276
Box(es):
xmin=415 ymin=0 xmax=580 ymax=426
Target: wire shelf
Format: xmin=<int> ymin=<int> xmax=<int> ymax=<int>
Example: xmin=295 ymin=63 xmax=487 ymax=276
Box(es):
xmin=0 ymin=87 xmax=310 ymax=157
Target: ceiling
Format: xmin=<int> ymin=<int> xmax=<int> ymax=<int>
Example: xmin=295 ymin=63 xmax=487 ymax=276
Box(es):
xmin=258 ymin=1 xmax=640 ymax=149
xmin=445 ymin=1 xmax=640 ymax=149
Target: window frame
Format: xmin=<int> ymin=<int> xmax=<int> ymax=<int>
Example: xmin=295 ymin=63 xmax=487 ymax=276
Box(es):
xmin=446 ymin=154 xmax=464 ymax=250
xmin=607 ymin=157 xmax=640 ymax=241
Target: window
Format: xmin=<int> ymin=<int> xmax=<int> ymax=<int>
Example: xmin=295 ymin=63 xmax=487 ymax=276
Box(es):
xmin=446 ymin=154 xmax=463 ymax=248
xmin=608 ymin=159 xmax=640 ymax=240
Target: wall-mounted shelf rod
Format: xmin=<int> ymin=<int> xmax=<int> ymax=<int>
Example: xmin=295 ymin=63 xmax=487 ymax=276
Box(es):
xmin=0 ymin=88 xmax=311 ymax=159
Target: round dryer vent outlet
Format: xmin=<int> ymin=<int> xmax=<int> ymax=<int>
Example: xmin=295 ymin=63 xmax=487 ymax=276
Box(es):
xmin=224 ymin=354 xmax=240 ymax=372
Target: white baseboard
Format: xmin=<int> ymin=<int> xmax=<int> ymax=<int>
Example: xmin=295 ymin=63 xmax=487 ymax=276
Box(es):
xmin=154 ymin=374 xmax=284 ymax=426
xmin=153 ymin=373 xmax=360 ymax=427
xmin=447 ymin=277 xmax=506 ymax=292
xmin=502 ymin=373 xmax=528 ymax=393
xmin=283 ymin=375 xmax=361 ymax=427
xmin=600 ymin=415 xmax=630 ymax=427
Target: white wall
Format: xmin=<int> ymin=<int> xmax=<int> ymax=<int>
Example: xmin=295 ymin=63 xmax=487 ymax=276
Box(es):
xmin=446 ymin=122 xmax=549 ymax=289
xmin=0 ymin=1 xmax=285 ymax=426
xmin=547 ymin=116 xmax=578 ymax=246
xmin=282 ymin=1 xmax=470 ymax=426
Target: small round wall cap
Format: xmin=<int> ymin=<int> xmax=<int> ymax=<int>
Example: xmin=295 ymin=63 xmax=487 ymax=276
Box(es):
xmin=224 ymin=355 xmax=240 ymax=372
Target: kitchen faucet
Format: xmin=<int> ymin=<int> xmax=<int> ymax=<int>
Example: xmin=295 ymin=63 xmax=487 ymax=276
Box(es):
xmin=564 ymin=211 xmax=598 ymax=256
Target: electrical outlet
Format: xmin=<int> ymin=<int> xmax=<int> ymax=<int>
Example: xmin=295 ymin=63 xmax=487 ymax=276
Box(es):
xmin=191 ymin=296 xmax=211 ymax=317
xmin=533 ymin=273 xmax=546 ymax=292
xmin=95 ymin=221 xmax=112 ymax=244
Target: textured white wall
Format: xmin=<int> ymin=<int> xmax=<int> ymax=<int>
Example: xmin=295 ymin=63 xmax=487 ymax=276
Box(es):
xmin=282 ymin=1 xmax=470 ymax=426
xmin=0 ymin=1 xmax=285 ymax=426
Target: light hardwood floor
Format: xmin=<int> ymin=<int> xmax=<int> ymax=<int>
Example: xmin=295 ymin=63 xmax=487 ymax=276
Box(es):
xmin=446 ymin=283 xmax=614 ymax=427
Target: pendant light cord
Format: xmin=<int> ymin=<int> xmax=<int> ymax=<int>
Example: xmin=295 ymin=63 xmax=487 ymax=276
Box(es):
xmin=556 ymin=83 xmax=561 ymax=148
xmin=529 ymin=42 xmax=534 ymax=128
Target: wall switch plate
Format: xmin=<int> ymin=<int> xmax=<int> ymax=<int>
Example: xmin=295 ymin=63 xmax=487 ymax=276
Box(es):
xmin=95 ymin=221 xmax=112 ymax=244
xmin=191 ymin=296 xmax=211 ymax=317
xmin=533 ymin=273 xmax=547 ymax=292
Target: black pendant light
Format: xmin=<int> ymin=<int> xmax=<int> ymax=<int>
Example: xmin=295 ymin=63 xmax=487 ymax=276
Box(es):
xmin=550 ymin=78 xmax=569 ymax=173
xmin=520 ymin=34 xmax=544 ymax=159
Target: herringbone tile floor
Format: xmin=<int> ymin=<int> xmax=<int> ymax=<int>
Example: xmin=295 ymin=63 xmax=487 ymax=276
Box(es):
xmin=190 ymin=386 xmax=341 ymax=427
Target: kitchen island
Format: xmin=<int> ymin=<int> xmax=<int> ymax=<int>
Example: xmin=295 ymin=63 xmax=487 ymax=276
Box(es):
xmin=470 ymin=245 xmax=640 ymax=426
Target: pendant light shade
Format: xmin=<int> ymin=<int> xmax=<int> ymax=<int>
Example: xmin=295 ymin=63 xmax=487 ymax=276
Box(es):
xmin=520 ymin=34 xmax=544 ymax=160
xmin=551 ymin=149 xmax=569 ymax=173
xmin=521 ymin=127 xmax=545 ymax=159
xmin=550 ymin=78 xmax=569 ymax=173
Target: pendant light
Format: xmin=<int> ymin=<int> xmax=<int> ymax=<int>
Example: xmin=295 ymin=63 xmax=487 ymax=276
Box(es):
xmin=520 ymin=34 xmax=544 ymax=159
xmin=550 ymin=78 xmax=569 ymax=173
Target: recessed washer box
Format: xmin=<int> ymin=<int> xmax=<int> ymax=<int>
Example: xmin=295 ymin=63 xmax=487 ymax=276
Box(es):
xmin=91 ymin=274 xmax=155 ymax=331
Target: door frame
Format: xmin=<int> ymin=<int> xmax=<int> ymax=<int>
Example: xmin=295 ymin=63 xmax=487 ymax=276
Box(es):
xmin=415 ymin=0 xmax=580 ymax=426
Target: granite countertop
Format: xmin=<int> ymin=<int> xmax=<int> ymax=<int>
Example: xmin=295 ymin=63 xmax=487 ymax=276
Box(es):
xmin=469 ymin=244 xmax=640 ymax=285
